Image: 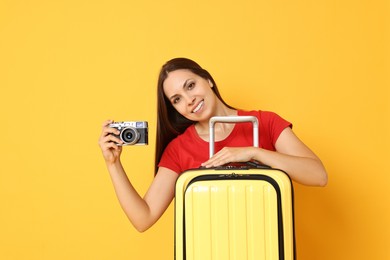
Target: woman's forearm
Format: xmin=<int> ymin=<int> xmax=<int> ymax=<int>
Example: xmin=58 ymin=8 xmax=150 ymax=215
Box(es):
xmin=106 ymin=161 xmax=153 ymax=232
xmin=252 ymin=148 xmax=328 ymax=186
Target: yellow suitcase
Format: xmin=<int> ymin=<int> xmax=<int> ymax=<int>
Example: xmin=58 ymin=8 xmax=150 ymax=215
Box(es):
xmin=175 ymin=116 xmax=295 ymax=260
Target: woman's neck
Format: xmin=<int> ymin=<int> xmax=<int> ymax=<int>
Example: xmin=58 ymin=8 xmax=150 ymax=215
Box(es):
xmin=194 ymin=105 xmax=238 ymax=139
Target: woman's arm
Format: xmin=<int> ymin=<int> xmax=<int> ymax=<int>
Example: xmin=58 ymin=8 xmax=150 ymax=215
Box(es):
xmin=106 ymin=163 xmax=178 ymax=232
xmin=99 ymin=120 xmax=178 ymax=232
xmin=201 ymin=127 xmax=328 ymax=186
xmin=257 ymin=127 xmax=327 ymax=186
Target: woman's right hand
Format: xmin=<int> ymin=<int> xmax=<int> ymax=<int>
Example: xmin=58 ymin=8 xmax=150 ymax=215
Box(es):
xmin=98 ymin=120 xmax=124 ymax=164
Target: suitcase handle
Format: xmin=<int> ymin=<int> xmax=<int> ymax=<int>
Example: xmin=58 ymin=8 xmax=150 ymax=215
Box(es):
xmin=209 ymin=116 xmax=259 ymax=158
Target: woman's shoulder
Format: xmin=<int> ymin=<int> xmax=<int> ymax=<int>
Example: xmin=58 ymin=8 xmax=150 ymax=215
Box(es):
xmin=238 ymin=109 xmax=291 ymax=127
xmin=238 ymin=109 xmax=278 ymax=118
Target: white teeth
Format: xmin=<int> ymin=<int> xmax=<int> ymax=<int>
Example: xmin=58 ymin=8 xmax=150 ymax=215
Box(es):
xmin=193 ymin=101 xmax=204 ymax=113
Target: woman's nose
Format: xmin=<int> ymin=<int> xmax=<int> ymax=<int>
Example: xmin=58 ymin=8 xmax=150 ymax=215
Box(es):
xmin=186 ymin=96 xmax=196 ymax=105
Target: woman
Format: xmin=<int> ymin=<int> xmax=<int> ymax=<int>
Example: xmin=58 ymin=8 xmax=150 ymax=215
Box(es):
xmin=98 ymin=58 xmax=328 ymax=232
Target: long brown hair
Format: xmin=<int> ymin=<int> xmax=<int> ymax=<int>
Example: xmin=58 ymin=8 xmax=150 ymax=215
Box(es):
xmin=154 ymin=58 xmax=234 ymax=175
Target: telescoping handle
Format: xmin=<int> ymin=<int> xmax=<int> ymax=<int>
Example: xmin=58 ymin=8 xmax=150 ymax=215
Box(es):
xmin=209 ymin=116 xmax=259 ymax=158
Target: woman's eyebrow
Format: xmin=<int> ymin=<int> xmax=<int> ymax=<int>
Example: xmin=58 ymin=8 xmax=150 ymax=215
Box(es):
xmin=169 ymin=93 xmax=179 ymax=101
xmin=182 ymin=79 xmax=191 ymax=88
xmin=168 ymin=79 xmax=192 ymax=100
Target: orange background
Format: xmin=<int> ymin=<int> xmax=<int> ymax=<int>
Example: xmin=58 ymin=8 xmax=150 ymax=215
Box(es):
xmin=1 ymin=0 xmax=389 ymax=259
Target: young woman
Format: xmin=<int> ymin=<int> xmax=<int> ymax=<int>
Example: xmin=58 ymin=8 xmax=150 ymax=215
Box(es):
xmin=98 ymin=58 xmax=328 ymax=232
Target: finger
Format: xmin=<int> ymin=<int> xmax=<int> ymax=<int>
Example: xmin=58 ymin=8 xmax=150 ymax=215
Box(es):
xmin=99 ymin=134 xmax=123 ymax=147
xmin=206 ymin=148 xmax=240 ymax=167
xmin=105 ymin=141 xmax=122 ymax=151
xmin=201 ymin=149 xmax=225 ymax=164
xmin=202 ymin=156 xmax=227 ymax=168
xmin=107 ymin=135 xmax=123 ymax=146
xmin=101 ymin=140 xmax=123 ymax=154
xmin=102 ymin=127 xmax=120 ymax=137
xmin=102 ymin=119 xmax=114 ymax=127
xmin=100 ymin=122 xmax=121 ymax=138
xmin=210 ymin=150 xmax=229 ymax=163
xmin=101 ymin=120 xmax=116 ymax=134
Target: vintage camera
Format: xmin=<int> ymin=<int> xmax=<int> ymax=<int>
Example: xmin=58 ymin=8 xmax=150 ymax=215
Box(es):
xmin=109 ymin=121 xmax=148 ymax=145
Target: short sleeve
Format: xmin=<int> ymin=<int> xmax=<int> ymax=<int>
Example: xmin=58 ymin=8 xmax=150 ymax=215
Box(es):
xmin=158 ymin=139 xmax=182 ymax=174
xmin=259 ymin=111 xmax=292 ymax=146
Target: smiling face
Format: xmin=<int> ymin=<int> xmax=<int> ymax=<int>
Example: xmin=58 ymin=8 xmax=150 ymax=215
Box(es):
xmin=163 ymin=69 xmax=217 ymax=123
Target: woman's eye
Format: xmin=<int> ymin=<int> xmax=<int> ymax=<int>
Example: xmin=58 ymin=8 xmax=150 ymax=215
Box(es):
xmin=187 ymin=82 xmax=195 ymax=90
xmin=173 ymin=97 xmax=181 ymax=104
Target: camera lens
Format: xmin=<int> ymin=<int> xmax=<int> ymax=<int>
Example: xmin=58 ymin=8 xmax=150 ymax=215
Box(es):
xmin=125 ymin=131 xmax=133 ymax=140
xmin=120 ymin=127 xmax=140 ymax=145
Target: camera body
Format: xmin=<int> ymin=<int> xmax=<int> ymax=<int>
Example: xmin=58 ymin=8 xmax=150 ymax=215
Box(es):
xmin=109 ymin=121 xmax=148 ymax=146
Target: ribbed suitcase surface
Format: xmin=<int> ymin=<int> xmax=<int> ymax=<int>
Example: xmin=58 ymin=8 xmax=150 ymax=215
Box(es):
xmin=186 ymin=178 xmax=278 ymax=259
xmin=175 ymin=169 xmax=295 ymax=260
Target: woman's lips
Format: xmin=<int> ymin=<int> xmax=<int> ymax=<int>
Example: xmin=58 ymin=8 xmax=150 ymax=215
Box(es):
xmin=192 ymin=100 xmax=204 ymax=113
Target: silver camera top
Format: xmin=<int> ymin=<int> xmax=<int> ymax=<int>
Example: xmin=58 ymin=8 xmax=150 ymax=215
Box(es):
xmin=110 ymin=121 xmax=148 ymax=129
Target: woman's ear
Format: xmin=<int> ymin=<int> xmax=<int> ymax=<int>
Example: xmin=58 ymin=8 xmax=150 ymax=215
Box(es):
xmin=208 ymin=80 xmax=214 ymax=88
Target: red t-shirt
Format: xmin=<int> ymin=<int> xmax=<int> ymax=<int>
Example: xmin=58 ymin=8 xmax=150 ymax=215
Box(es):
xmin=158 ymin=110 xmax=292 ymax=174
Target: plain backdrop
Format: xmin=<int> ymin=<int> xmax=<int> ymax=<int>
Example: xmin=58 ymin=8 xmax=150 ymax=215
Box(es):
xmin=1 ymin=0 xmax=389 ymax=259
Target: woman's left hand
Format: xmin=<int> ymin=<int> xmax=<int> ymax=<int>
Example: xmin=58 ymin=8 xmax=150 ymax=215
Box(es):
xmin=202 ymin=128 xmax=328 ymax=186
xmin=201 ymin=147 xmax=257 ymax=168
